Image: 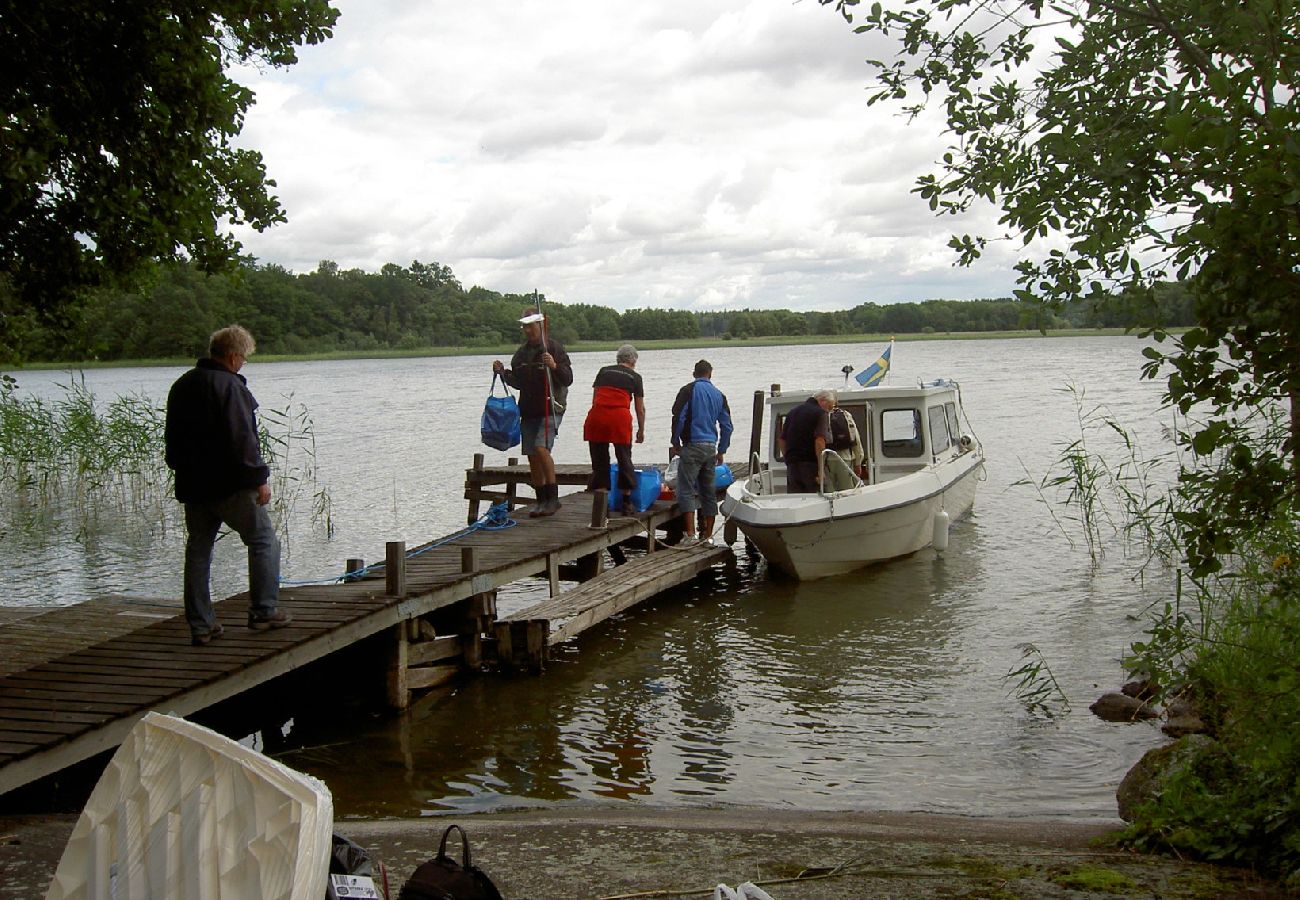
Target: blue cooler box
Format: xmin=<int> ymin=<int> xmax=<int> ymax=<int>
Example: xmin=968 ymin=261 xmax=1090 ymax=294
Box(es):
xmin=608 ymin=465 xmax=663 ymax=512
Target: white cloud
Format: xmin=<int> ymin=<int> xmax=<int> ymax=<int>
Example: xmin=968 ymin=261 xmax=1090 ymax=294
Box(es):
xmin=229 ymin=0 xmax=1023 ymax=310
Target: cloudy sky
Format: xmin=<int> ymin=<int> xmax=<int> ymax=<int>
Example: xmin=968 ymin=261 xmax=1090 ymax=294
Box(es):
xmin=230 ymin=0 xmax=1025 ymax=312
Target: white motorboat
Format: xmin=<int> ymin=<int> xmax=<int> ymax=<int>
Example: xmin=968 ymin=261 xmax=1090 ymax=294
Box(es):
xmin=721 ymin=378 xmax=985 ymax=580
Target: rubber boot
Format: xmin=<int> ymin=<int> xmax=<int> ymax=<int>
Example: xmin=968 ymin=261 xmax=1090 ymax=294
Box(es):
xmin=538 ymin=483 xmax=561 ymax=517
xmin=528 ymin=484 xmax=546 ymax=518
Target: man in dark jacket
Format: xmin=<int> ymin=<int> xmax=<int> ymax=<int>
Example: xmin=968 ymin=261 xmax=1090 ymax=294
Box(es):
xmin=165 ymin=325 xmax=292 ymax=645
xmin=492 ymin=307 xmax=574 ymax=517
xmin=780 ymin=389 xmax=835 ymax=492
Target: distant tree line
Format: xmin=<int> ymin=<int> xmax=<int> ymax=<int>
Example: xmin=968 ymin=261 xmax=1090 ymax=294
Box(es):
xmin=1 ymin=259 xmax=1196 ymax=362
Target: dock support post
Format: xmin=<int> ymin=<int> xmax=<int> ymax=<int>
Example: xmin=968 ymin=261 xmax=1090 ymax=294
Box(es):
xmin=459 ymin=550 xmax=487 ymax=668
xmin=506 ymin=456 xmax=519 ymax=509
xmin=386 ymin=623 xmax=410 ymax=710
xmin=525 ymin=620 xmax=548 ymax=673
xmin=345 ymin=557 xmax=365 ymax=582
xmin=493 ymin=620 xmax=549 ymax=673
xmin=386 ymin=541 xmax=407 ymax=597
xmin=467 ymin=452 xmax=485 ymax=524
xmin=723 ymin=519 xmax=738 ymax=545
xmin=547 ymin=554 xmax=560 ymax=597
xmin=590 ymin=490 xmax=608 ymax=529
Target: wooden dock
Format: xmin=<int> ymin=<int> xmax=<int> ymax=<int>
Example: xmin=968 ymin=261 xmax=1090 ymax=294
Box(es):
xmin=0 ymin=460 xmax=744 ymax=798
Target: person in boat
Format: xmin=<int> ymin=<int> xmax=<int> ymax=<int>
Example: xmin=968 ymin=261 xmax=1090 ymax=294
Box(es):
xmin=583 ymin=344 xmax=646 ymax=515
xmin=164 ymin=324 xmax=292 ymax=646
xmin=670 ymin=359 xmax=733 ymax=545
xmin=780 ymin=389 xmax=835 ymax=493
xmin=492 ymin=307 xmax=574 ymax=517
xmin=827 ymin=397 xmax=865 ymax=490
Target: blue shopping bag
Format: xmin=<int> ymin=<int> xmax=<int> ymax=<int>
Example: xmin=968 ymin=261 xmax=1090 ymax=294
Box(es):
xmin=481 ymin=374 xmax=521 ymax=451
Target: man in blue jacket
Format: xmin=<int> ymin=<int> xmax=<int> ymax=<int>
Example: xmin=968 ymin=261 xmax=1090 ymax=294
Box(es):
xmin=165 ymin=325 xmax=292 ymax=646
xmin=670 ymin=359 xmax=733 ymax=545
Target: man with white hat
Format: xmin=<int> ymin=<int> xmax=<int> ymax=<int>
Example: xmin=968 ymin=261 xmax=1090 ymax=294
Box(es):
xmin=492 ymin=307 xmax=574 ymax=516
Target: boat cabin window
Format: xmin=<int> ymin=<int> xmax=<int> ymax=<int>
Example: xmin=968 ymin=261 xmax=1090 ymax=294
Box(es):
xmin=928 ymin=405 xmax=951 ymax=454
xmin=945 ymin=402 xmax=960 ymax=445
xmin=880 ymin=408 xmax=924 ymax=458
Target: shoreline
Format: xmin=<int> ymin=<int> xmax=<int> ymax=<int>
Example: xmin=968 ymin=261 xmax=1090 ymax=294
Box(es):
xmin=3 ymin=806 xmax=1285 ymax=898
xmin=6 ymin=328 xmax=1149 ymax=372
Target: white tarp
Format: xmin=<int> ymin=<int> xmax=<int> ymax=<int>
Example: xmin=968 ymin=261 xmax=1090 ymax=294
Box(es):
xmin=47 ymin=712 xmax=333 ymax=900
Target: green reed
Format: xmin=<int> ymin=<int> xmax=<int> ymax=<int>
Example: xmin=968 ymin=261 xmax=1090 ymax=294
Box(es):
xmin=1007 ymin=642 xmax=1071 ymax=714
xmin=1 ymin=373 xmax=170 ymax=512
xmin=1015 ymin=383 xmax=1181 ymax=573
xmin=0 ymin=375 xmax=333 ymax=550
xmin=259 ymin=392 xmax=335 ymax=556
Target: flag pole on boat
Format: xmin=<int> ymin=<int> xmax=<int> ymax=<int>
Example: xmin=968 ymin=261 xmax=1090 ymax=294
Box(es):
xmin=854 ymin=338 xmax=894 ymax=387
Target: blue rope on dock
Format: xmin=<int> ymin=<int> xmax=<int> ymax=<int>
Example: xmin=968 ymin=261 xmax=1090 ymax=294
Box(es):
xmin=279 ymin=502 xmax=517 ymax=586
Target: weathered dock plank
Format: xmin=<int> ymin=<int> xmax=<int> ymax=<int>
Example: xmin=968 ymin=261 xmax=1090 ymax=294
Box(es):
xmin=505 ymin=543 xmax=729 ymax=645
xmin=0 ymin=595 xmax=181 ymax=678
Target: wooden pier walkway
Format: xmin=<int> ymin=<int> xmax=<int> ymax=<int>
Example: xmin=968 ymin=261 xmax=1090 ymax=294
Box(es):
xmin=0 ymin=461 xmax=743 ymax=798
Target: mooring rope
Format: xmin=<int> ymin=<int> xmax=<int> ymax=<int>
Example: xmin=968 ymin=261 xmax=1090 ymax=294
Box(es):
xmin=278 ymin=501 xmax=517 ymax=586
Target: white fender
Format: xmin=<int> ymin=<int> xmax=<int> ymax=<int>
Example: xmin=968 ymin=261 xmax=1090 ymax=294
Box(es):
xmin=933 ymin=509 xmax=951 ymax=551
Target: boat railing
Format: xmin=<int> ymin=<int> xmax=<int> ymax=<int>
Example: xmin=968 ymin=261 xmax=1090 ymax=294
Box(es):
xmin=747 ymin=451 xmax=774 ymax=495
xmin=819 ymin=449 xmax=864 ymax=495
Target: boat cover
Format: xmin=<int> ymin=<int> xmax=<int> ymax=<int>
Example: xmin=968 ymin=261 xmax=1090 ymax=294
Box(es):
xmin=46 ymin=712 xmax=333 ymax=900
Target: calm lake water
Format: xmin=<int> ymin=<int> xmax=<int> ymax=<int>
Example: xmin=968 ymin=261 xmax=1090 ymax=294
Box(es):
xmin=3 ymin=337 xmax=1178 ymax=820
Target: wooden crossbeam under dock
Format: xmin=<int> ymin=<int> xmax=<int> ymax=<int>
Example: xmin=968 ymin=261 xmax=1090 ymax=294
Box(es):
xmin=0 ymin=471 xmax=739 ymax=798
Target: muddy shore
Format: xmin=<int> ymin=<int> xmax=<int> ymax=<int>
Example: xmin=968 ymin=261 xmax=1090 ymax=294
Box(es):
xmin=2 ymin=806 xmax=1288 ymax=898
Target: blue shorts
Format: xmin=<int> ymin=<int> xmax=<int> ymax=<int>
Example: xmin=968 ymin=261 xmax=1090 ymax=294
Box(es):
xmin=521 ymin=415 xmax=563 ymax=454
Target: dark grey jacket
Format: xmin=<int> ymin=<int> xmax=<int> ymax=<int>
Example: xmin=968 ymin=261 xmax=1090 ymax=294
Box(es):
xmin=164 ymin=358 xmax=269 ymax=503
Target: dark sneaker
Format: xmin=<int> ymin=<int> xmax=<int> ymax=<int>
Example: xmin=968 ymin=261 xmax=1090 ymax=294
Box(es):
xmin=191 ymin=623 xmax=225 ymax=646
xmin=247 ymin=610 xmax=293 ymax=631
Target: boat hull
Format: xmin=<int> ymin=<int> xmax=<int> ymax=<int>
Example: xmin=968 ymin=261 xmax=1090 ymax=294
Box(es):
xmin=723 ymin=452 xmax=983 ymax=580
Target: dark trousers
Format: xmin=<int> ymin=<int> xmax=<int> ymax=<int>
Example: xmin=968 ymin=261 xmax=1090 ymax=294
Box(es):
xmin=786 ymin=459 xmax=820 ymax=493
xmin=588 ymin=442 xmax=635 ymax=495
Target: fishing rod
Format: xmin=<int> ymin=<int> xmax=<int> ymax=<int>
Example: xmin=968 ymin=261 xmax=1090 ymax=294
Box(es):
xmin=532 ymin=289 xmax=562 ymax=443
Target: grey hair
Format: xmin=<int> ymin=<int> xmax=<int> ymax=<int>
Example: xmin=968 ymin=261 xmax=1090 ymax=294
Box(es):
xmin=209 ymin=324 xmax=256 ymax=360
xmin=615 ymin=344 xmax=639 ymax=365
xmin=814 ymin=388 xmax=837 ymax=403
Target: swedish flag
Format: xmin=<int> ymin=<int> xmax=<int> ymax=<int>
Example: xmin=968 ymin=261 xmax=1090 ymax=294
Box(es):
xmin=855 ymin=341 xmax=893 ymax=387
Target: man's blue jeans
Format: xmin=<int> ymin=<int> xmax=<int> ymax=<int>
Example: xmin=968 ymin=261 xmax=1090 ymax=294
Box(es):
xmin=183 ymin=489 xmax=280 ymax=634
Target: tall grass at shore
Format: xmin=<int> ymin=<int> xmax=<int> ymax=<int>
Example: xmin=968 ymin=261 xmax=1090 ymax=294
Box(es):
xmin=0 ymin=373 xmax=171 ymax=531
xmin=0 ymin=375 xmax=333 ymax=553
xmin=1020 ymin=386 xmax=1299 ymax=883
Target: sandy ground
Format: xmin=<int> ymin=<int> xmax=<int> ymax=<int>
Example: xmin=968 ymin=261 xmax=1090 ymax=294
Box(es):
xmin=4 ymin=806 xmax=1292 ymax=899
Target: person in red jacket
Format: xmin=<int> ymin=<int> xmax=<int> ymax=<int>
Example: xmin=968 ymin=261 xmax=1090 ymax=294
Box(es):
xmin=583 ymin=344 xmax=646 ymax=515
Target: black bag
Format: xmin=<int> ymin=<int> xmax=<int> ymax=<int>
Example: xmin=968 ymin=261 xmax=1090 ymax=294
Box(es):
xmin=397 ymin=824 xmax=504 ymax=900
xmin=829 ymin=407 xmax=854 ymax=451
xmin=481 ymin=374 xmax=521 ymax=451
